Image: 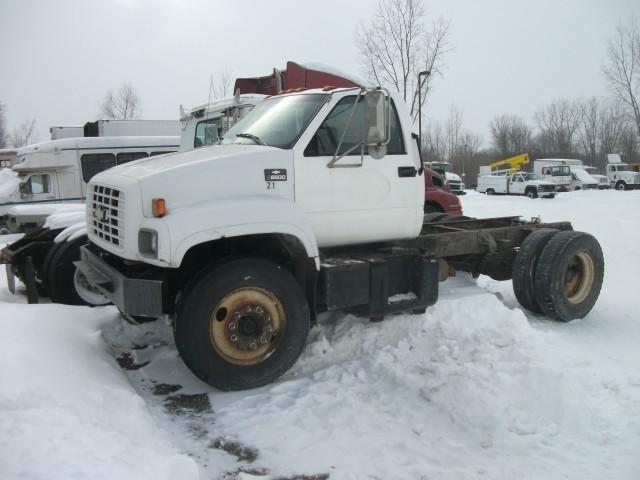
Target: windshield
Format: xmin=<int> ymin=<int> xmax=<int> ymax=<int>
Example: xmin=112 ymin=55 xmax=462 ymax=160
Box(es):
xmin=616 ymin=164 xmax=631 ymax=171
xmin=522 ymin=173 xmax=539 ymax=181
xmin=431 ymin=163 xmax=453 ymax=173
xmin=222 ymin=94 xmax=327 ymax=149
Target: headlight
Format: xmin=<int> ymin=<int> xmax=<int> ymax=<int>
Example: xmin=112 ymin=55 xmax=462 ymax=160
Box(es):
xmin=138 ymin=229 xmax=158 ymax=258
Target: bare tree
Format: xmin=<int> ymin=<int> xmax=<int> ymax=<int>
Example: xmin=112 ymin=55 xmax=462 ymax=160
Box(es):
xmin=489 ymin=114 xmax=531 ymax=157
xmin=445 ymin=104 xmax=464 ymax=162
xmin=599 ymin=100 xmax=628 ymax=161
xmin=603 ymin=17 xmax=640 ymax=139
xmin=534 ymin=99 xmax=580 ymax=157
xmin=100 ymin=83 xmax=142 ymax=120
xmin=355 ymin=0 xmax=451 ymax=121
xmin=576 ymin=97 xmax=601 ymax=165
xmin=422 ymin=122 xmax=446 ymax=162
xmin=210 ymin=70 xmax=234 ymax=99
xmin=0 ymin=101 xmax=7 ymax=148
xmin=10 ymin=118 xmax=38 ymax=147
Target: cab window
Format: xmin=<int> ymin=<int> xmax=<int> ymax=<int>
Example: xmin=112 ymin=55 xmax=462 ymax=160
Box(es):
xmin=26 ymin=174 xmax=51 ymax=194
xmin=304 ymin=96 xmax=405 ymax=157
xmin=81 ymin=153 xmax=116 ymax=183
xmin=117 ymin=152 xmax=148 ymax=164
xmin=194 ymin=119 xmax=220 ymax=148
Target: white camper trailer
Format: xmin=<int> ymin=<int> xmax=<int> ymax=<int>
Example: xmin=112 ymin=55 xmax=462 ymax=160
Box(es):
xmin=1 ymin=136 xmax=179 ymax=232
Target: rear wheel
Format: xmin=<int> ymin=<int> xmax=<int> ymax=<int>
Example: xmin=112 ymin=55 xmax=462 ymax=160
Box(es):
xmin=485 ymin=188 xmax=495 ymax=195
xmin=534 ymin=231 xmax=604 ymax=321
xmin=174 ymin=258 xmax=310 ymax=391
xmin=512 ymin=229 xmax=560 ymax=314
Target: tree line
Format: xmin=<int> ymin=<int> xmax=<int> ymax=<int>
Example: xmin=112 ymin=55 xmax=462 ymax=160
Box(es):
xmin=356 ymin=0 xmax=640 ymax=184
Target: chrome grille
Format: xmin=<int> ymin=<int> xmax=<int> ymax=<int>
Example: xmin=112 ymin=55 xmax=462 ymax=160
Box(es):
xmin=89 ymin=184 xmax=124 ymax=248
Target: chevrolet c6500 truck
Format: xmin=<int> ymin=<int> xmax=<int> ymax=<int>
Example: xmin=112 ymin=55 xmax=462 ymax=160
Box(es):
xmin=74 ymin=86 xmax=604 ymax=390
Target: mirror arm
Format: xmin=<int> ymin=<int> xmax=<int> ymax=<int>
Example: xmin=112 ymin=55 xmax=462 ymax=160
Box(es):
xmin=327 ymin=89 xmax=365 ymax=168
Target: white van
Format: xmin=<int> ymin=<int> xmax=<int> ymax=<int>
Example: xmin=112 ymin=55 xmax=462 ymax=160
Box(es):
xmin=1 ymin=136 xmax=179 ymax=230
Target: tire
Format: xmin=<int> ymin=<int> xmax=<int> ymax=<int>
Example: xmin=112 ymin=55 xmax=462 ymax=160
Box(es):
xmin=525 ymin=189 xmax=537 ymax=199
xmin=534 ymin=231 xmax=604 ymax=322
xmin=486 ymin=188 xmax=495 ymax=195
xmin=174 ymin=258 xmax=310 ymax=391
xmin=423 ymin=202 xmax=443 ymax=214
xmin=423 ymin=212 xmax=449 ymax=223
xmin=615 ymin=181 xmax=626 ymax=191
xmin=46 ymin=236 xmax=91 ymax=305
xmin=512 ymin=229 xmax=560 ymax=314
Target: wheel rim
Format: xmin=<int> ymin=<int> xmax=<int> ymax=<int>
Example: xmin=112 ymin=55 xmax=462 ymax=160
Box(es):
xmin=209 ymin=287 xmax=285 ymax=366
xmin=73 ymin=268 xmax=110 ymax=305
xmin=616 ymin=182 xmax=625 ymax=190
xmin=564 ymin=251 xmax=595 ymax=304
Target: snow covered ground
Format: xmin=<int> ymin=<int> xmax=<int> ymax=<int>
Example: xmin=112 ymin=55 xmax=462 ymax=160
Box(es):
xmin=1 ymin=190 xmax=639 ymax=480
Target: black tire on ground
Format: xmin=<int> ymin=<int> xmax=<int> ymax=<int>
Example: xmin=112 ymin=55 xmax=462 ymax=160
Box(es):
xmin=174 ymin=258 xmax=310 ymax=391
xmin=486 ymin=188 xmax=495 ymax=195
xmin=423 ymin=202 xmax=443 ymax=214
xmin=534 ymin=231 xmax=604 ymax=322
xmin=46 ymin=236 xmax=90 ymax=305
xmin=525 ymin=188 xmax=538 ymax=199
xmin=423 ymin=212 xmax=449 ymax=223
xmin=615 ymin=181 xmax=626 ymax=191
xmin=512 ymin=229 xmax=560 ymax=314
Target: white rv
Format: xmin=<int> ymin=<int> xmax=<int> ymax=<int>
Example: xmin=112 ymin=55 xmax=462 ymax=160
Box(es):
xmin=1 ymin=136 xmax=179 ymax=232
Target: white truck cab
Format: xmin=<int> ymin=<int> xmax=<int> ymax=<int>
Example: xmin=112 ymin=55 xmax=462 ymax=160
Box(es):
xmin=583 ymin=166 xmax=610 ymax=189
xmin=476 ymin=171 xmax=556 ymax=198
xmin=424 ymin=162 xmax=465 ymax=195
xmin=86 ymin=88 xmax=423 ymax=267
xmin=607 ymin=154 xmax=640 ymax=190
xmin=533 ymin=161 xmax=572 ymax=191
xmin=179 ymin=94 xmax=265 ymax=152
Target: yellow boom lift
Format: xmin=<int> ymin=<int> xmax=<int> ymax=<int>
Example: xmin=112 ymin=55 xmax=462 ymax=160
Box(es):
xmin=486 ymin=153 xmax=530 ymax=175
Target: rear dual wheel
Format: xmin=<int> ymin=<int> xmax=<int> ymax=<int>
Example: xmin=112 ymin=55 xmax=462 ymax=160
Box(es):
xmin=174 ymin=258 xmax=310 ymax=391
xmin=512 ymin=230 xmax=604 ymax=321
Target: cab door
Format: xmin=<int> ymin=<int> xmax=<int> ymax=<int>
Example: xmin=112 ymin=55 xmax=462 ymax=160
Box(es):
xmin=509 ymin=174 xmax=526 ymax=194
xmin=293 ymin=92 xmax=422 ymax=247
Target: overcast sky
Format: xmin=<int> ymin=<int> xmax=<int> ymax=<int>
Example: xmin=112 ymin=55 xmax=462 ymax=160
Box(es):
xmin=1 ymin=0 xmax=639 ymax=145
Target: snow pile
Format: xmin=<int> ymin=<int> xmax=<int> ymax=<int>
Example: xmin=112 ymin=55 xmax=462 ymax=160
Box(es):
xmin=0 ymin=168 xmax=20 ymax=198
xmin=0 ymin=302 xmax=199 ymax=480
xmin=1 ymin=190 xmax=639 ymax=479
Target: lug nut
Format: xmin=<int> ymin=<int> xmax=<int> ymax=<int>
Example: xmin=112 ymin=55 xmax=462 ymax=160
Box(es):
xmin=230 ymin=335 xmax=238 ymax=343
xmin=229 ymin=321 xmax=237 ymax=331
xmin=245 ymin=306 xmax=253 ymax=313
xmin=255 ymin=306 xmax=264 ymax=314
xmin=249 ymin=342 xmax=257 ymax=350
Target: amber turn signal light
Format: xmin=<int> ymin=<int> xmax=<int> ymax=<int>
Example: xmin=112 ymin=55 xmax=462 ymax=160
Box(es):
xmin=152 ymin=198 xmax=167 ymax=217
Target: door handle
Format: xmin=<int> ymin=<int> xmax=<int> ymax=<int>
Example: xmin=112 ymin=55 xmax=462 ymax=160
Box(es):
xmin=398 ymin=166 xmax=417 ymax=177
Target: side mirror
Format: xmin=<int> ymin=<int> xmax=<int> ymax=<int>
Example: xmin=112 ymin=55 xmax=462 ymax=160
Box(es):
xmin=19 ymin=182 xmax=26 ymax=194
xmin=363 ymin=90 xmax=388 ymax=145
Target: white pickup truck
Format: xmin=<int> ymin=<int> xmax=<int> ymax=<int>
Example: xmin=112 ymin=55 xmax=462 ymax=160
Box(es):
xmin=476 ymin=171 xmax=556 ymax=198
xmin=4 ymin=85 xmax=604 ymax=391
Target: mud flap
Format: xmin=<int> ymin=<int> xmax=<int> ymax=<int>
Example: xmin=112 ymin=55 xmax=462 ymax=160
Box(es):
xmin=24 ymin=256 xmax=39 ymax=304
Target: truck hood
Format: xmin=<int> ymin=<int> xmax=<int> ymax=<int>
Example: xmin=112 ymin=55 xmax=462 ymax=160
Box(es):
xmin=445 ymin=172 xmax=462 ymax=182
xmin=91 ymin=144 xmax=294 ymax=217
xmin=530 ymin=180 xmax=555 ymax=187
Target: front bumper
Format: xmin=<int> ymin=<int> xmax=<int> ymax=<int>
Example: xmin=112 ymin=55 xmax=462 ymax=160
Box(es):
xmin=77 ymin=246 xmax=164 ymax=317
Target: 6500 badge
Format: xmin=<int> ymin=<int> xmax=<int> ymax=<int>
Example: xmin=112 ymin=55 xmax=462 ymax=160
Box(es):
xmin=264 ymin=169 xmax=287 ymax=189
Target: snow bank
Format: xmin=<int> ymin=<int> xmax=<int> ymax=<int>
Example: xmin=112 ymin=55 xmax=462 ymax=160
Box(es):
xmin=0 ymin=168 xmax=20 ymax=198
xmin=0 ymin=304 xmax=199 ymax=480
xmin=8 ymin=202 xmax=85 ymax=217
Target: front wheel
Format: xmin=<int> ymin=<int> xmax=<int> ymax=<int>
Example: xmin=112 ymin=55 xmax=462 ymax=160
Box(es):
xmin=615 ymin=181 xmax=627 ymax=191
xmin=174 ymin=258 xmax=310 ymax=391
xmin=526 ymin=189 xmax=538 ymax=199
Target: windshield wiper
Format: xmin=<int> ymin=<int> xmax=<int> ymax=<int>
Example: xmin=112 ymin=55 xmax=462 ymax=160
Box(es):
xmin=236 ymin=133 xmax=267 ymax=146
